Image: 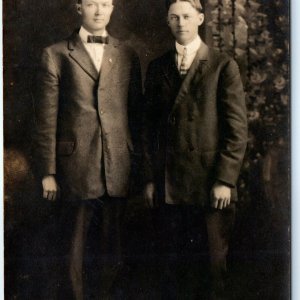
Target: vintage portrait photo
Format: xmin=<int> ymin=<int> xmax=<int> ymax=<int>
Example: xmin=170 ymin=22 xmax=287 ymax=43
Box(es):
xmin=4 ymin=0 xmax=290 ymax=299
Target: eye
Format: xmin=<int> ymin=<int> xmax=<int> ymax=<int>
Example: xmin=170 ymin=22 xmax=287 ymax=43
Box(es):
xmin=184 ymin=15 xmax=191 ymax=20
xmin=102 ymin=2 xmax=111 ymax=8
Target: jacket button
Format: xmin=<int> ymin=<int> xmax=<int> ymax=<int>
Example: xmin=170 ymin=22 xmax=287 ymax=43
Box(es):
xmin=100 ymin=110 xmax=104 ymax=115
xmin=189 ymin=146 xmax=195 ymax=152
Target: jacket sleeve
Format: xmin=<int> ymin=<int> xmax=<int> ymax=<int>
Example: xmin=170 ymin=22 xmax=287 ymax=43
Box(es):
xmin=215 ymin=58 xmax=248 ymax=186
xmin=127 ymin=50 xmax=143 ymax=150
xmin=142 ymin=61 xmax=160 ymax=184
xmin=33 ymin=47 xmax=60 ymax=177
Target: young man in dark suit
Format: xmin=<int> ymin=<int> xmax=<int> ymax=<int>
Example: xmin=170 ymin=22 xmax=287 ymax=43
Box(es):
xmin=34 ymin=0 xmax=142 ymax=298
xmin=142 ymin=0 xmax=247 ymax=299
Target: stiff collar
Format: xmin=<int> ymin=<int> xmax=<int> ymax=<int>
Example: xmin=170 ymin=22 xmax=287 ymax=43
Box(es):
xmin=175 ymin=35 xmax=201 ymax=55
xmin=79 ymin=26 xmax=108 ymax=44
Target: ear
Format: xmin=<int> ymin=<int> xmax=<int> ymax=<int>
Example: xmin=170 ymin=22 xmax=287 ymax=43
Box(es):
xmin=76 ymin=4 xmax=82 ymax=15
xmin=198 ymin=13 xmax=204 ymax=26
xmin=166 ymin=17 xmax=170 ymax=27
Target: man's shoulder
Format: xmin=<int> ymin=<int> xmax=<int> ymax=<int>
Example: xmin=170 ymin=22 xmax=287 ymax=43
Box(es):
xmin=154 ymin=49 xmax=174 ymax=62
xmin=147 ymin=50 xmax=174 ymax=70
xmin=42 ymin=33 xmax=74 ymax=55
xmin=44 ymin=39 xmax=68 ymax=52
xmin=206 ymin=47 xmax=238 ymax=66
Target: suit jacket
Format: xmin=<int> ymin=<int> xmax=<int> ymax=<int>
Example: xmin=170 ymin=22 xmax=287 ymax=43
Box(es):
xmin=34 ymin=30 xmax=142 ymax=200
xmin=142 ymin=42 xmax=248 ymax=206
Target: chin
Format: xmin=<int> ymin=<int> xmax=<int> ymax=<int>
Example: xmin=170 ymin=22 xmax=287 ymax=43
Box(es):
xmin=177 ymin=38 xmax=188 ymax=45
xmin=91 ymin=27 xmax=105 ymax=32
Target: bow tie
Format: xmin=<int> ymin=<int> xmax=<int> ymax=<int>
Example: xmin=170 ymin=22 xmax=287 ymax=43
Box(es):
xmin=87 ymin=35 xmax=109 ymax=44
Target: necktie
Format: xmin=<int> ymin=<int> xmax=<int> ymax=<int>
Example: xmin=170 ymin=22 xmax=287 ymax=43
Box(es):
xmin=87 ymin=35 xmax=109 ymax=44
xmin=179 ymin=47 xmax=188 ymax=77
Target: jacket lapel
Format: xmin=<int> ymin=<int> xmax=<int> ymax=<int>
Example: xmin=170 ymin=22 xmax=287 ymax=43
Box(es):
xmin=99 ymin=36 xmax=120 ymax=88
xmin=161 ymin=49 xmax=182 ymax=87
xmin=68 ymin=31 xmax=99 ymax=81
xmin=170 ymin=42 xmax=210 ymax=114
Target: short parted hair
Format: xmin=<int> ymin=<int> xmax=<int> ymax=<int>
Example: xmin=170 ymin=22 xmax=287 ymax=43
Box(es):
xmin=77 ymin=0 xmax=114 ymax=3
xmin=166 ymin=0 xmax=202 ymax=13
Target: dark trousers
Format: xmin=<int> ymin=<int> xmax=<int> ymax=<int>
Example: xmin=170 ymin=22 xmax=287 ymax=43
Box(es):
xmin=57 ymin=195 xmax=126 ymax=300
xmin=158 ymin=203 xmax=236 ymax=300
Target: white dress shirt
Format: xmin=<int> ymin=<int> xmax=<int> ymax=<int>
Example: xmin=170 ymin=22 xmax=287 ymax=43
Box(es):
xmin=175 ymin=35 xmax=201 ymax=72
xmin=79 ymin=26 xmax=107 ymax=72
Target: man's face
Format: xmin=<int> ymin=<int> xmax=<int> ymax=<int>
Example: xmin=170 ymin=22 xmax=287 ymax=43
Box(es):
xmin=77 ymin=0 xmax=114 ymax=35
xmin=167 ymin=1 xmax=204 ymax=45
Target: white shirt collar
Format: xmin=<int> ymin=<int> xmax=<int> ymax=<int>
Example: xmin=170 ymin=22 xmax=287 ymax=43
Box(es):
xmin=175 ymin=35 xmax=201 ymax=55
xmin=79 ymin=26 xmax=108 ymax=44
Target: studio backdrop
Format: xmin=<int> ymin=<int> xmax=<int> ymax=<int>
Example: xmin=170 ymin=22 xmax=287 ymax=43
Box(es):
xmin=4 ymin=0 xmax=290 ymax=299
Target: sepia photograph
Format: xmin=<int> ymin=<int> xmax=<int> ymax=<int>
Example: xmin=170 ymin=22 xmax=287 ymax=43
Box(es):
xmin=4 ymin=0 xmax=290 ymax=299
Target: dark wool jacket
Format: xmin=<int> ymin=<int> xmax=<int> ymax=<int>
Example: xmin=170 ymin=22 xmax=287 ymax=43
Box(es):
xmin=142 ymin=41 xmax=248 ymax=206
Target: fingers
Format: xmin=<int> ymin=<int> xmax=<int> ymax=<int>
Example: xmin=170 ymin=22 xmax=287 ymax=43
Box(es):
xmin=212 ymin=198 xmax=231 ymax=210
xmin=42 ymin=176 xmax=59 ymax=201
xmin=210 ymin=183 xmax=231 ymax=210
xmin=144 ymin=191 xmax=154 ymax=208
xmin=48 ymin=191 xmax=56 ymax=201
xmin=43 ymin=189 xmax=48 ymax=199
xmin=212 ymin=198 xmax=218 ymax=209
xmin=43 ymin=190 xmax=57 ymax=201
xmin=218 ymin=199 xmax=224 ymax=210
xmin=146 ymin=197 xmax=154 ymax=208
xmin=144 ymin=183 xmax=156 ymax=208
xmin=226 ymin=198 xmax=231 ymax=207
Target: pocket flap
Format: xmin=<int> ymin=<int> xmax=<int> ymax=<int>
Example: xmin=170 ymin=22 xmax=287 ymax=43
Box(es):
xmin=57 ymin=141 xmax=75 ymax=156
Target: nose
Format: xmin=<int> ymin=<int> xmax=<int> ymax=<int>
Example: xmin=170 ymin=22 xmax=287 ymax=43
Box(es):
xmin=178 ymin=17 xmax=185 ymax=26
xmin=95 ymin=4 xmax=102 ymax=15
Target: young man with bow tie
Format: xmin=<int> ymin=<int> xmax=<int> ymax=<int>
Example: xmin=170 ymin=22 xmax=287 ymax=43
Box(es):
xmin=34 ymin=0 xmax=142 ymax=298
xmin=142 ymin=0 xmax=247 ymax=299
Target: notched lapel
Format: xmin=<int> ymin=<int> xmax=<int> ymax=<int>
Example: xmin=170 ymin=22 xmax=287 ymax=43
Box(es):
xmin=68 ymin=32 xmax=99 ymax=81
xmin=161 ymin=50 xmax=181 ymax=87
xmin=170 ymin=42 xmax=210 ymax=114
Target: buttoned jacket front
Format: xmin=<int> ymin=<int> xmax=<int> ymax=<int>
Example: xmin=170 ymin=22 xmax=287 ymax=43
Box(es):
xmin=34 ymin=31 xmax=142 ymax=200
xmin=143 ymin=42 xmax=248 ymax=206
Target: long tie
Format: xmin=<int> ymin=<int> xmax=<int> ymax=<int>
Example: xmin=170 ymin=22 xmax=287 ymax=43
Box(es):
xmin=179 ymin=47 xmax=188 ymax=77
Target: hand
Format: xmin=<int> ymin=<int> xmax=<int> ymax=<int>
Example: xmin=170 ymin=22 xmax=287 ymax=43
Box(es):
xmin=42 ymin=175 xmax=60 ymax=201
xmin=210 ymin=181 xmax=231 ymax=210
xmin=144 ymin=182 xmax=156 ymax=208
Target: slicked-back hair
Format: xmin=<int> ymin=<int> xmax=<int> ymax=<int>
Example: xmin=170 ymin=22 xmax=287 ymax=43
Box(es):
xmin=166 ymin=0 xmax=202 ymax=13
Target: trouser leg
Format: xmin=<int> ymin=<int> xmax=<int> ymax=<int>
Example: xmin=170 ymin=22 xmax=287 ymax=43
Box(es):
xmin=159 ymin=205 xmax=186 ymax=300
xmin=205 ymin=204 xmax=236 ymax=299
xmin=69 ymin=202 xmax=94 ymax=300
xmin=97 ymin=197 xmax=127 ymax=298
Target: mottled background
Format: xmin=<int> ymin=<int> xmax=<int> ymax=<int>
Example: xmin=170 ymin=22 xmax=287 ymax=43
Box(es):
xmin=4 ymin=0 xmax=290 ymax=299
